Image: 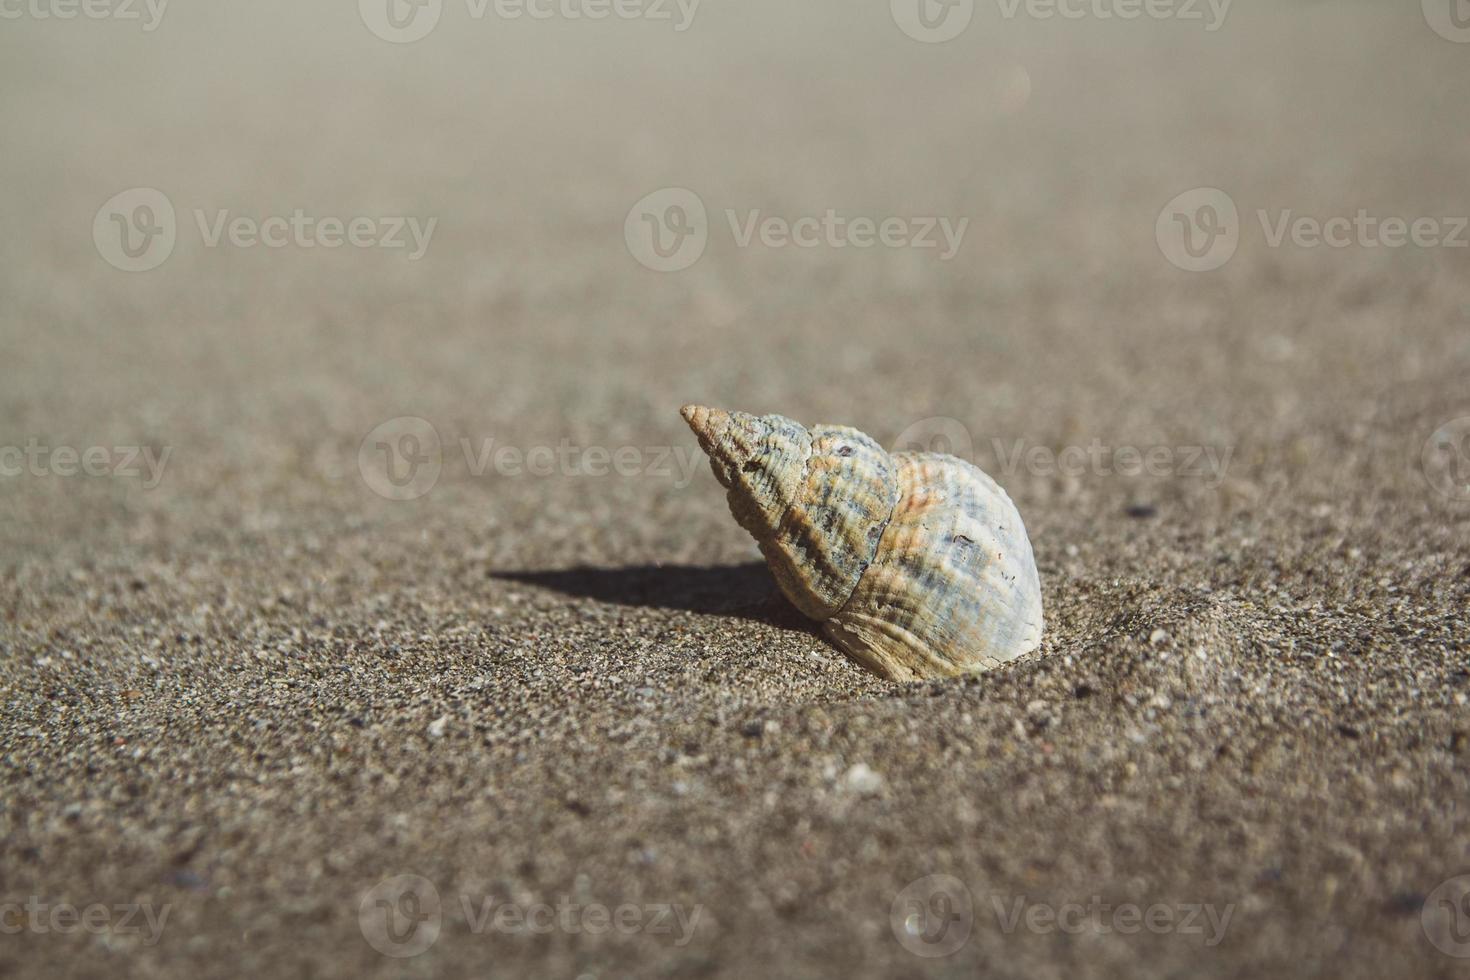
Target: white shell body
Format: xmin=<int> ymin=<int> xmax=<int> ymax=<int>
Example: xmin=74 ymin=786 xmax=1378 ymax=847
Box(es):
xmin=682 ymin=406 xmax=1043 ymax=681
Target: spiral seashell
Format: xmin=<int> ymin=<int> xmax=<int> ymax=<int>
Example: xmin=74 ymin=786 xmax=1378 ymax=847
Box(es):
xmin=681 ymin=405 xmax=1043 ymax=681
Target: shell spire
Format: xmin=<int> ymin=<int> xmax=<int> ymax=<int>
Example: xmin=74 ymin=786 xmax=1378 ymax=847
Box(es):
xmin=682 ymin=405 xmax=1044 ymax=681
xmin=681 ymin=404 xmax=897 ymax=622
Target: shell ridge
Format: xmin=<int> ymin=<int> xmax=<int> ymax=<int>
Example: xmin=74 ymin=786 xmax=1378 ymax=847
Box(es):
xmin=823 ymin=611 xmax=961 ymax=680
xmin=766 ymin=435 xmax=853 ymax=615
xmin=810 ymin=425 xmax=902 ymax=606
xmin=769 ymin=421 xmax=900 ymax=619
xmin=851 ymin=492 xmax=898 ymax=585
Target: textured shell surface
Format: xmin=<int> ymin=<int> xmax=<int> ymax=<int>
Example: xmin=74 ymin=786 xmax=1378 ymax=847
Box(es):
xmin=681 ymin=405 xmax=1043 ymax=681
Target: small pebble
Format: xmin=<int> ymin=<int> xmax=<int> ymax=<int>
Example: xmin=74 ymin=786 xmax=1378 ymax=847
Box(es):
xmin=844 ymin=763 xmax=884 ymax=797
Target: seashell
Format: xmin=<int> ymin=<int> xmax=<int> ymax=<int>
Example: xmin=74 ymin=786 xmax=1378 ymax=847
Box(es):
xmin=681 ymin=405 xmax=1043 ymax=681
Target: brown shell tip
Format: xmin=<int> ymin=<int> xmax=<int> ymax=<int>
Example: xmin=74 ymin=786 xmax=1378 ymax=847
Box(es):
xmin=680 ymin=404 xmax=733 ymax=448
xmin=679 ymin=403 xmax=706 ymax=429
xmin=681 ymin=405 xmax=758 ymax=491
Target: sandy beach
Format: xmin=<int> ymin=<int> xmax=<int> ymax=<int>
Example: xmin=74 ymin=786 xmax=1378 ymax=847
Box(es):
xmin=2 ymin=2 xmax=1469 ymax=976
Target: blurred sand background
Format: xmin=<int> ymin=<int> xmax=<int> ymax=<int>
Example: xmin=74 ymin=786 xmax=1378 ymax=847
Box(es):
xmin=2 ymin=1 xmax=1470 ymax=976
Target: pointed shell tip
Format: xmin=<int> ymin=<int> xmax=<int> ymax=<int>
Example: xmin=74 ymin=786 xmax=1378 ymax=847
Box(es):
xmin=680 ymin=404 xmax=724 ymax=439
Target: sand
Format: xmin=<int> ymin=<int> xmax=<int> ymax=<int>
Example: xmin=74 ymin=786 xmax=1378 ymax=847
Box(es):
xmin=2 ymin=2 xmax=1469 ymax=977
